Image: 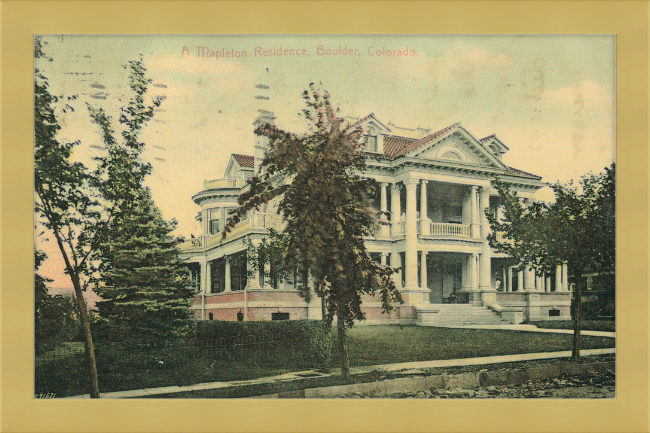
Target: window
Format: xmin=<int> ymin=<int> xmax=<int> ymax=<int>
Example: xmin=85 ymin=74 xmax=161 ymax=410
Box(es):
xmin=367 ymin=135 xmax=378 ymax=152
xmin=549 ymin=309 xmax=561 ymax=317
xmin=366 ymin=127 xmax=378 ymax=152
xmin=208 ymin=208 xmax=221 ymax=234
xmin=230 ymin=251 xmax=248 ymax=291
xmin=208 ymin=313 xmax=214 ymax=320
xmin=210 ymin=258 xmax=226 ymax=293
xmin=272 ymin=312 xmax=290 ymax=321
xmin=441 ymin=150 xmax=462 ymax=161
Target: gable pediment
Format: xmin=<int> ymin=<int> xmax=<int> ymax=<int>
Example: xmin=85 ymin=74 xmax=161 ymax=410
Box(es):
xmin=408 ymin=128 xmax=507 ymax=169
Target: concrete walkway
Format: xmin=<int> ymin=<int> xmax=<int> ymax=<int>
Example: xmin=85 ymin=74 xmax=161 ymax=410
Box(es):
xmin=424 ymin=323 xmax=616 ymax=339
xmin=65 ymin=343 xmax=616 ymax=399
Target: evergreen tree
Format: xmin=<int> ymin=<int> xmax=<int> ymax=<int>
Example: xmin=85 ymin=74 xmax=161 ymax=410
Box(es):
xmin=88 ymin=58 xmax=192 ymax=346
xmin=93 ymin=190 xmax=193 ymax=345
xmin=225 ymin=84 xmax=402 ymax=377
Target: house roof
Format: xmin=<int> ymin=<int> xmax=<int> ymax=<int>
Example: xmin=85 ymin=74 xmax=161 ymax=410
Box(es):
xmin=504 ymin=166 xmax=542 ymax=180
xmin=232 ymin=154 xmax=254 ymax=168
xmin=386 ymin=123 xmax=461 ymax=159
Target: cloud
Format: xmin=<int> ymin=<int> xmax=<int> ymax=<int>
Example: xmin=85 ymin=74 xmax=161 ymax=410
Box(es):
xmin=541 ymin=80 xmax=613 ymax=107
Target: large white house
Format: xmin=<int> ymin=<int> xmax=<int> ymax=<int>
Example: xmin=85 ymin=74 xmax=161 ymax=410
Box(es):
xmin=180 ymin=111 xmax=572 ymax=325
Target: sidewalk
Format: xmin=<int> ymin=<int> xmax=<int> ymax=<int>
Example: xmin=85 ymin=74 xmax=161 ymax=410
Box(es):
xmin=65 ymin=326 xmax=615 ymax=398
xmin=425 ymin=323 xmax=616 ymax=338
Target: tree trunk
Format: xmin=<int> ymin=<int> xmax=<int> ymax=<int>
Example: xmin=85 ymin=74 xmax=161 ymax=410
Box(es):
xmin=52 ymin=233 xmax=100 ymax=398
xmin=321 ymin=294 xmax=327 ymax=322
xmin=337 ymin=311 xmax=349 ymax=378
xmin=572 ymin=269 xmax=584 ymax=360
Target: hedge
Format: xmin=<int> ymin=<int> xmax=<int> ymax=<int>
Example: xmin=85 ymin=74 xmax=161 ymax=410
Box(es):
xmin=189 ymin=320 xmax=332 ymax=368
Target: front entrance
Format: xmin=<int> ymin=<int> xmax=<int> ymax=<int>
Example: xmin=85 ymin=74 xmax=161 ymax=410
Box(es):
xmin=428 ymin=253 xmax=463 ymax=304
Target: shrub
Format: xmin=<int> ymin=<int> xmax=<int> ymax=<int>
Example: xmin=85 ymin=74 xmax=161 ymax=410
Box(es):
xmin=189 ymin=320 xmax=332 ymax=368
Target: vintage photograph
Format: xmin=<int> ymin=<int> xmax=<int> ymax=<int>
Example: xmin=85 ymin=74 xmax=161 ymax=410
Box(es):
xmin=34 ymin=34 xmax=615 ymax=399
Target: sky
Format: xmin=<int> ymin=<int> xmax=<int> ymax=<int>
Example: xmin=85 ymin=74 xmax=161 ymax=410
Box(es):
xmin=35 ymin=35 xmax=615 ymax=291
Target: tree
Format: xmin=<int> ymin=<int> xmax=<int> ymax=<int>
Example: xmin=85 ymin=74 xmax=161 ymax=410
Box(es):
xmin=89 ymin=59 xmax=193 ymax=346
xmin=92 ymin=190 xmax=194 ymax=345
xmin=225 ymin=84 xmax=402 ymax=377
xmin=487 ymin=164 xmax=615 ymax=359
xmin=34 ymin=37 xmax=103 ymax=397
xmin=35 ymin=249 xmax=81 ymax=355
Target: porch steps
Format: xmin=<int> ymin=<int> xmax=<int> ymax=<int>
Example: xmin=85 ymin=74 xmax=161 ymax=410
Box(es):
xmin=416 ymin=304 xmax=512 ymax=326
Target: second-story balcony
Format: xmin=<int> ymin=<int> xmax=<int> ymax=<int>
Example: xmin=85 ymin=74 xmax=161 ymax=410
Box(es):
xmin=179 ymin=212 xmax=286 ymax=253
xmin=203 ymin=177 xmax=245 ymax=190
xmin=387 ymin=220 xmax=472 ymax=239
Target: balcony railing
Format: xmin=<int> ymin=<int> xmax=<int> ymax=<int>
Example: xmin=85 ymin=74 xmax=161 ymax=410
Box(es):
xmin=422 ymin=222 xmax=471 ymax=237
xmin=203 ymin=177 xmax=244 ymax=190
xmin=179 ymin=212 xmax=284 ymax=252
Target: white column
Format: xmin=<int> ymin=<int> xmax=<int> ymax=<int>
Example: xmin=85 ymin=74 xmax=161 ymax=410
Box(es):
xmin=420 ymin=180 xmax=430 ymax=235
xmin=462 ymin=187 xmax=471 ymax=224
xmin=393 ymin=252 xmax=403 ymax=289
xmin=467 ymin=254 xmax=478 ymax=290
xmin=224 ymin=257 xmax=231 ymax=292
xmin=536 ymin=273 xmax=542 ymax=291
xmin=508 ymin=267 xmax=513 ymax=292
xmin=263 ymin=260 xmax=272 ymax=289
xmin=380 ymin=183 xmax=390 ymax=237
xmin=478 ymin=187 xmax=492 ymax=290
xmin=470 ymin=186 xmax=481 ymax=238
xmin=391 ymin=183 xmax=402 ymax=237
xmin=555 ymin=265 xmax=563 ymax=292
xmin=220 ymin=207 xmax=226 ymax=233
xmin=404 ymin=179 xmax=419 ymax=290
xmin=380 ymin=253 xmax=387 ymax=266
xmin=562 ymin=263 xmax=569 ymax=292
xmin=420 ymin=252 xmax=428 ymax=290
xmin=201 ymin=262 xmax=208 ymax=293
xmin=247 ymin=241 xmax=262 ymax=290
xmin=517 ymin=269 xmax=524 ymax=292
xmin=503 ymin=267 xmax=508 ymax=292
xmin=202 ymin=209 xmax=209 ymax=236
xmin=546 ymin=274 xmax=552 ymax=293
xmin=205 ymin=261 xmax=212 ymax=293
xmin=524 ymin=268 xmax=535 ymax=291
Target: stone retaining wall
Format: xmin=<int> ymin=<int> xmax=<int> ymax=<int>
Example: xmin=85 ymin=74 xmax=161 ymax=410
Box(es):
xmin=253 ymin=361 xmax=615 ymax=398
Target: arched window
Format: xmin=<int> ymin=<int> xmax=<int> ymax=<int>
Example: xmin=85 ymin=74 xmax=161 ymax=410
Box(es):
xmin=441 ymin=150 xmax=462 ymax=161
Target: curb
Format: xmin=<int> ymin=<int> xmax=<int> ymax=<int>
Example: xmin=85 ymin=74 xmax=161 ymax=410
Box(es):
xmin=258 ymin=361 xmax=615 ymax=398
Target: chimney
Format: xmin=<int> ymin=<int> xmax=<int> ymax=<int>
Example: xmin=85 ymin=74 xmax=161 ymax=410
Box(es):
xmin=253 ymin=82 xmax=274 ymax=175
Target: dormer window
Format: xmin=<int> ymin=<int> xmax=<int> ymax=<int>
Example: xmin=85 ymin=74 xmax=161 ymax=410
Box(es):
xmin=366 ymin=127 xmax=378 ymax=152
xmin=489 ymin=144 xmax=499 ymax=157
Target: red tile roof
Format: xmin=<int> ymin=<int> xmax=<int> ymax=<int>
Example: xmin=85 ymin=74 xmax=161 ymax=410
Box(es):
xmin=505 ymin=166 xmax=542 ymax=180
xmin=385 ymin=123 xmax=460 ymax=159
xmin=383 ymin=136 xmax=418 ymax=159
xmin=232 ymin=154 xmax=254 ymax=168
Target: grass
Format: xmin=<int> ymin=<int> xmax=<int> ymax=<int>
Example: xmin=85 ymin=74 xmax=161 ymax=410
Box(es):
xmin=333 ymin=326 xmax=615 ymax=367
xmin=35 ymin=325 xmax=615 ymax=397
xmin=529 ymin=320 xmax=615 ymax=333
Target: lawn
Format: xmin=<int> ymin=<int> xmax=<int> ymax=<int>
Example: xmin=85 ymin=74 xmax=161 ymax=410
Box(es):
xmin=36 ymin=325 xmax=615 ymax=397
xmin=529 ymin=320 xmax=615 ymax=333
xmin=333 ymin=326 xmax=615 ymax=367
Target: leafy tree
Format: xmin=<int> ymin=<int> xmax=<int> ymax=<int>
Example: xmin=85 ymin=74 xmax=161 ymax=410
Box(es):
xmin=89 ymin=59 xmax=193 ymax=346
xmin=34 ymin=37 xmax=103 ymax=397
xmin=35 ymin=249 xmax=80 ymax=355
xmin=487 ymin=164 xmax=615 ymax=359
xmin=225 ymin=84 xmax=402 ymax=377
